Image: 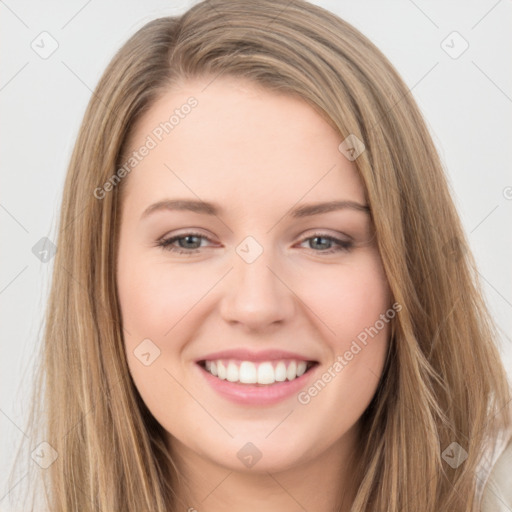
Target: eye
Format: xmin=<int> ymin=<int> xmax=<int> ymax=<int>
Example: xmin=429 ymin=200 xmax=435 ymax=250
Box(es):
xmin=157 ymin=233 xmax=353 ymax=255
xmin=156 ymin=232 xmax=214 ymax=255
xmin=156 ymin=231 xmax=354 ymax=256
xmin=297 ymin=232 xmax=353 ymax=254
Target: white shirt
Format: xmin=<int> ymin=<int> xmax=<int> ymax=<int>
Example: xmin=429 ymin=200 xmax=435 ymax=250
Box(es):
xmin=481 ymin=439 xmax=512 ymax=511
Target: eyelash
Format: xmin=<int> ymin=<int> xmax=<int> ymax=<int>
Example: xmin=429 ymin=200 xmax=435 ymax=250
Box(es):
xmin=156 ymin=231 xmax=353 ymax=255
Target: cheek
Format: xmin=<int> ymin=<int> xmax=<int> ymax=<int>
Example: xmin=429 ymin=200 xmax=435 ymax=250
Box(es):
xmin=117 ymin=253 xmax=200 ymax=417
xmin=296 ymin=253 xmax=391 ymax=403
xmin=117 ymin=253 xmax=209 ymax=341
xmin=299 ymin=253 xmax=391 ymax=345
xmin=117 ymin=251 xmax=225 ymax=403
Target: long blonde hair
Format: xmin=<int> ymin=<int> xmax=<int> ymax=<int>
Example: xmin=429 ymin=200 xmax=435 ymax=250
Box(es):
xmin=11 ymin=0 xmax=511 ymax=510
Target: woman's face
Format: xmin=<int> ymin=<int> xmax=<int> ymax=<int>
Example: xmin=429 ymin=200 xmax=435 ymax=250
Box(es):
xmin=117 ymin=76 xmax=391 ymax=475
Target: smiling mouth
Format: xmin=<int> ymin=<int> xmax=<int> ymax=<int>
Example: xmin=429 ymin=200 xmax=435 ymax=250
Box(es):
xmin=197 ymin=359 xmax=319 ymax=386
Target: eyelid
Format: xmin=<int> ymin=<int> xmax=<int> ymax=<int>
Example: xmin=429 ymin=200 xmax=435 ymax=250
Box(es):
xmin=299 ymin=228 xmax=353 ymax=241
xmin=157 ymin=228 xmax=215 ymax=242
xmin=156 ymin=230 xmax=217 ymax=247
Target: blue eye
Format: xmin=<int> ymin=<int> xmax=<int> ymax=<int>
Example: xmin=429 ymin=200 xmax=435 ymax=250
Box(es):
xmin=157 ymin=232 xmax=210 ymax=255
xmin=299 ymin=234 xmax=353 ymax=254
xmin=156 ymin=232 xmax=353 ymax=255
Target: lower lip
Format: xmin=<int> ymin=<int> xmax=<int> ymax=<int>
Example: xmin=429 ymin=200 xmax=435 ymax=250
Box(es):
xmin=196 ymin=363 xmax=318 ymax=406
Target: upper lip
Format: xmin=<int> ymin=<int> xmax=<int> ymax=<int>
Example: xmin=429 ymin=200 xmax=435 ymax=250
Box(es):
xmin=195 ymin=349 xmax=318 ymax=363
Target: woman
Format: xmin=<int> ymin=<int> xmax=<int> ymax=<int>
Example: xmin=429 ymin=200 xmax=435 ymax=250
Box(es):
xmin=13 ymin=0 xmax=511 ymax=510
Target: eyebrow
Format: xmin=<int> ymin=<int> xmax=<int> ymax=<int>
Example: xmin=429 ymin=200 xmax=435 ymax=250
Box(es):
xmin=140 ymin=198 xmax=370 ymax=220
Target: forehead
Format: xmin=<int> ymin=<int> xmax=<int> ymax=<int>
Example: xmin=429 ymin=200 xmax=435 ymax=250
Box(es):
xmin=121 ymin=76 xmax=365 ymax=213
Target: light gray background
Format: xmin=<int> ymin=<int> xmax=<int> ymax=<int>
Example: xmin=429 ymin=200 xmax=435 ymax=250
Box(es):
xmin=1 ymin=0 xmax=511 ymax=509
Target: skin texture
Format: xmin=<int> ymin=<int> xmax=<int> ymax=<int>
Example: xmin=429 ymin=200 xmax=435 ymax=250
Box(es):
xmin=116 ymin=76 xmax=392 ymax=512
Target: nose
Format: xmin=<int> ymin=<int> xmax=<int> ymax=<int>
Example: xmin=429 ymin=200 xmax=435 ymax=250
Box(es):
xmin=219 ymin=246 xmax=296 ymax=332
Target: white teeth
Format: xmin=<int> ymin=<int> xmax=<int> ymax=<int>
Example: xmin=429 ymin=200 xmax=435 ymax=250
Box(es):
xmin=286 ymin=360 xmax=297 ymax=381
xmin=217 ymin=360 xmax=227 ymax=380
xmin=239 ymin=361 xmax=257 ymax=383
xmin=257 ymin=362 xmax=275 ymax=384
xmin=226 ymin=362 xmax=239 ymax=382
xmin=202 ymin=359 xmax=313 ymax=385
xmin=275 ymin=362 xmax=287 ymax=382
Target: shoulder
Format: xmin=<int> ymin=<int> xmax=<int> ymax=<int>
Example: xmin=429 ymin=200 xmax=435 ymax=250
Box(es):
xmin=481 ymin=439 xmax=512 ymax=512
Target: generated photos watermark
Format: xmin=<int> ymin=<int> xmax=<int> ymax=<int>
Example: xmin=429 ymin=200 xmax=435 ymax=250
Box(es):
xmin=297 ymin=301 xmax=402 ymax=405
xmin=93 ymin=96 xmax=198 ymax=199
